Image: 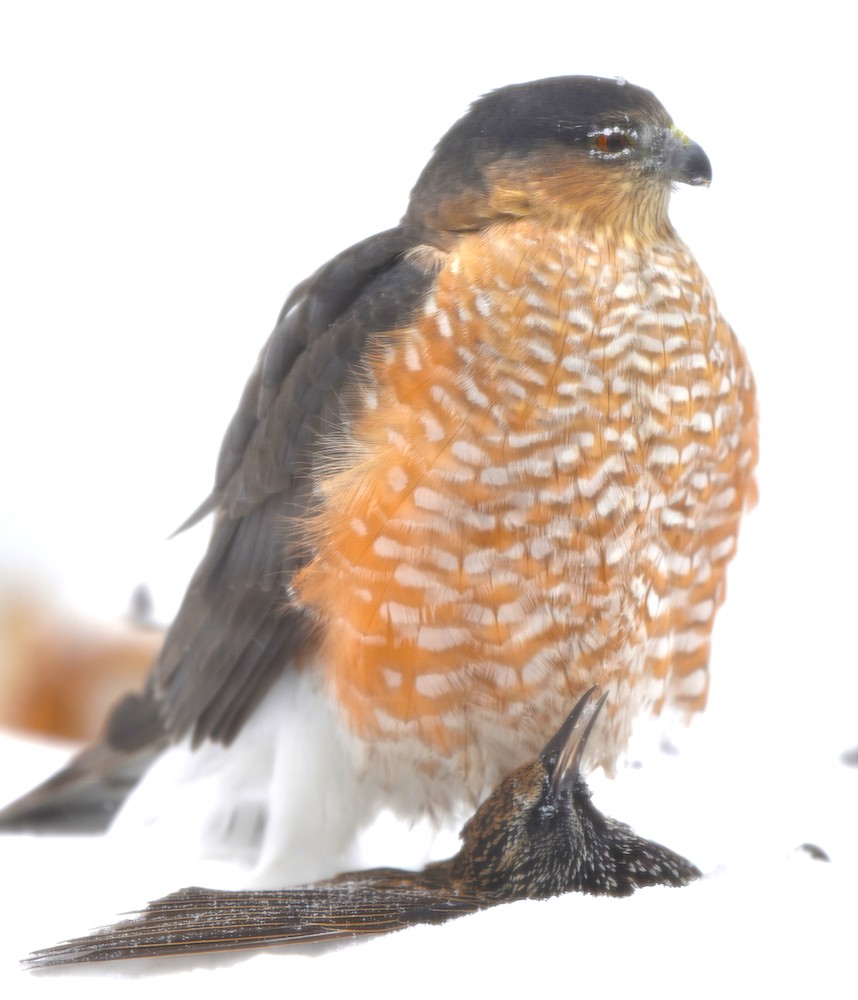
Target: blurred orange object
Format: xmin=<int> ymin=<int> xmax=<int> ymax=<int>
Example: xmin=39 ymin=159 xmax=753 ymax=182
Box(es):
xmin=0 ymin=586 xmax=162 ymax=742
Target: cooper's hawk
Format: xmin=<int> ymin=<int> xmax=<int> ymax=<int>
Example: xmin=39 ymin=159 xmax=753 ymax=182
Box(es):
xmin=1 ymin=76 xmax=757 ymax=885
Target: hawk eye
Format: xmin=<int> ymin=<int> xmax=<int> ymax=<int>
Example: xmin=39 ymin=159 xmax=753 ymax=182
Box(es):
xmin=590 ymin=128 xmax=635 ymax=157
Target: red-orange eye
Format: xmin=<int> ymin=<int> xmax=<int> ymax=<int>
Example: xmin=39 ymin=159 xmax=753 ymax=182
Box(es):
xmin=591 ymin=129 xmax=634 ymax=156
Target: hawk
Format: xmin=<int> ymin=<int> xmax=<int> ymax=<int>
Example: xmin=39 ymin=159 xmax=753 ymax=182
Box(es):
xmin=1 ymin=76 xmax=757 ymax=885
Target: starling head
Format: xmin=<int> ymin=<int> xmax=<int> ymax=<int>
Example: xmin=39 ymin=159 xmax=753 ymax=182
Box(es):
xmin=450 ymin=688 xmax=701 ymax=898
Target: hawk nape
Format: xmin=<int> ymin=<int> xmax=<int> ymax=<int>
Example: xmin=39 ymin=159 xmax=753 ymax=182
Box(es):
xmin=1 ymin=76 xmax=756 ymax=890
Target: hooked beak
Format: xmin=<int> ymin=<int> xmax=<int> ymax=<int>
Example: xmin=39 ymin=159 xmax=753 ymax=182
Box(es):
xmin=541 ymin=686 xmax=609 ymax=794
xmin=663 ymin=127 xmax=712 ymax=186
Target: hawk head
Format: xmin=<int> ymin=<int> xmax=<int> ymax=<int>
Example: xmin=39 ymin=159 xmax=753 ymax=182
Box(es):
xmin=406 ymin=75 xmax=711 ymax=239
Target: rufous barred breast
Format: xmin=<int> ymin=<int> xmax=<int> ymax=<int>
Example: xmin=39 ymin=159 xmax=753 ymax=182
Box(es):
xmin=297 ymin=186 xmax=757 ymax=805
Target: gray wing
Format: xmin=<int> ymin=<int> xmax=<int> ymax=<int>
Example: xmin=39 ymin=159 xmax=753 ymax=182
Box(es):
xmin=148 ymin=226 xmax=438 ymax=746
xmin=0 ymin=226 xmax=438 ymax=831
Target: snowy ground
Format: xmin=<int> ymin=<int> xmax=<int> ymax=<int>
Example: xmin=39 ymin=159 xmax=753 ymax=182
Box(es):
xmin=2 ymin=670 xmax=855 ymax=999
xmin=2 ymin=2 xmax=855 ymax=997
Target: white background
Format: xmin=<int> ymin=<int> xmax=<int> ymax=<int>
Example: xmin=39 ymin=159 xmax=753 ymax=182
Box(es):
xmin=1 ymin=1 xmax=855 ymax=997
